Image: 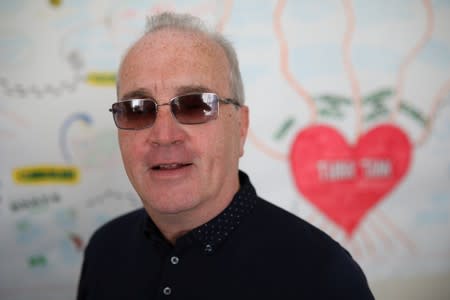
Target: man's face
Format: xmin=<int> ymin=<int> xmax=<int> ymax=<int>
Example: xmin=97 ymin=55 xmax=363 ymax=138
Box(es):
xmin=117 ymin=29 xmax=248 ymax=218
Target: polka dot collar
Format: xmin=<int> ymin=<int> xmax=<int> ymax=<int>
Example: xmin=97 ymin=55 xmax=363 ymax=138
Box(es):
xmin=142 ymin=171 xmax=258 ymax=254
xmin=192 ymin=171 xmax=257 ymax=254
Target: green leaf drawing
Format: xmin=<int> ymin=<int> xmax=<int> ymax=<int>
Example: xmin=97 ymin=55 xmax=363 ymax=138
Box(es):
xmin=318 ymin=108 xmax=345 ymax=119
xmin=314 ymin=94 xmax=350 ymax=119
xmin=274 ymin=117 xmax=295 ymax=140
xmin=400 ymin=102 xmax=427 ymax=126
xmin=28 ymin=255 xmax=47 ymax=268
xmin=363 ymin=88 xmax=393 ymax=104
xmin=316 ymin=95 xmax=352 ymax=106
xmin=365 ymin=107 xmax=390 ymax=121
xmin=311 ymin=88 xmax=427 ymax=127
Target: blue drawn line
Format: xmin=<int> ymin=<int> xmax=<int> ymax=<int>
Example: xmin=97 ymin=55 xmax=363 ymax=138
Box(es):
xmin=59 ymin=112 xmax=93 ymax=162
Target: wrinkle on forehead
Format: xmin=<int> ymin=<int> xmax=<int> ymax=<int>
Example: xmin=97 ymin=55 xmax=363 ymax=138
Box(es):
xmin=117 ymin=28 xmax=232 ymax=99
xmin=140 ymin=29 xmax=222 ymax=57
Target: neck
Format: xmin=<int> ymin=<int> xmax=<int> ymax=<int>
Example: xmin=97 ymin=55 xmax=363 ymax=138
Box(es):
xmin=154 ymin=216 xmax=199 ymax=244
xmin=147 ymin=182 xmax=240 ymax=245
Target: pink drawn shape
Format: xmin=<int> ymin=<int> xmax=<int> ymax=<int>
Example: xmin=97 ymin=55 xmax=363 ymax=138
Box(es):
xmin=290 ymin=124 xmax=411 ymax=236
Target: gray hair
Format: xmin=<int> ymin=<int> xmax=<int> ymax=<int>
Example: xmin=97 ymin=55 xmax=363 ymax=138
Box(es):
xmin=120 ymin=12 xmax=245 ymax=104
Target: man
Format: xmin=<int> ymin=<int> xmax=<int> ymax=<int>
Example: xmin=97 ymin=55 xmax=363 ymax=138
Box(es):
xmin=77 ymin=12 xmax=374 ymax=299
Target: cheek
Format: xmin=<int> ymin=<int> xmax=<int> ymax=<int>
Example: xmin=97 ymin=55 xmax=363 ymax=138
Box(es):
xmin=187 ymin=124 xmax=226 ymax=166
xmin=118 ymin=133 xmax=130 ymax=156
xmin=119 ymin=132 xmax=142 ymax=166
xmin=204 ymin=117 xmax=241 ymax=163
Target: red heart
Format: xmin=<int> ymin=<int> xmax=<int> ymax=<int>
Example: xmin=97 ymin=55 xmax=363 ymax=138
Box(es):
xmin=289 ymin=124 xmax=411 ymax=236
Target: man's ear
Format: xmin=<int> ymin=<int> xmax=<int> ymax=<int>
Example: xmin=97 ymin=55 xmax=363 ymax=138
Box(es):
xmin=238 ymin=105 xmax=249 ymax=157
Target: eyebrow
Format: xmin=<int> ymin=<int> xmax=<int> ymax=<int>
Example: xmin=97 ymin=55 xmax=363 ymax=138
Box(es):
xmin=120 ymin=85 xmax=216 ymax=101
xmin=120 ymin=88 xmax=153 ymax=101
xmin=174 ymin=85 xmax=213 ymax=95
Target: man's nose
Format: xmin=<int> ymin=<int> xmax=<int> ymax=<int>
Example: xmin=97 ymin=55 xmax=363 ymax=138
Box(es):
xmin=148 ymin=104 xmax=186 ymax=146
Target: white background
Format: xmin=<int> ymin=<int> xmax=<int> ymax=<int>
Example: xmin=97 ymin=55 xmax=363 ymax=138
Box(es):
xmin=1 ymin=1 xmax=449 ymax=299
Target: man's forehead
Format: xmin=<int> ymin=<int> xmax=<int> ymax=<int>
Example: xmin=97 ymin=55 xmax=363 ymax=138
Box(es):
xmin=119 ymin=28 xmax=229 ymax=78
xmin=120 ymin=84 xmax=215 ymax=101
xmin=117 ymin=28 xmax=231 ymax=98
xmin=134 ymin=28 xmax=220 ymax=54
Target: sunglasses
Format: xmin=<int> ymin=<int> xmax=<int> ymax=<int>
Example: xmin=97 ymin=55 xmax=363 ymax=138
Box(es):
xmin=109 ymin=93 xmax=240 ymax=130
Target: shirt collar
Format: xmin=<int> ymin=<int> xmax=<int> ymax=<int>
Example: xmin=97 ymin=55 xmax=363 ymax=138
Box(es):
xmin=142 ymin=170 xmax=258 ymax=254
xmin=191 ymin=171 xmax=257 ymax=254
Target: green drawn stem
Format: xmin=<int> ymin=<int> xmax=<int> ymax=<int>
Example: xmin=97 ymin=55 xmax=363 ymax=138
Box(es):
xmin=274 ymin=117 xmax=295 ymax=140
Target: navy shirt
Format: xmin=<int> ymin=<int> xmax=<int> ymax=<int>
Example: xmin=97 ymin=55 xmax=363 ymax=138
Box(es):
xmin=77 ymin=171 xmax=374 ymax=299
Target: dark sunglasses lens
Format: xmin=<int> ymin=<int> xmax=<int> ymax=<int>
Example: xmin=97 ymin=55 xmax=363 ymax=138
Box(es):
xmin=172 ymin=94 xmax=218 ymax=124
xmin=113 ymin=100 xmax=156 ymax=129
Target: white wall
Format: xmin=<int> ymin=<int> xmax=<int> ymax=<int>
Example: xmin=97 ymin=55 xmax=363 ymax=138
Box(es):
xmin=1 ymin=1 xmax=449 ymax=299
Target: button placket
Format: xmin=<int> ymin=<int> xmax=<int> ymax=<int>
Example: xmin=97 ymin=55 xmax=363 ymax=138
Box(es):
xmin=162 ymin=286 xmax=172 ymax=296
xmin=170 ymin=255 xmax=179 ymax=265
xmin=159 ymin=253 xmax=181 ymax=297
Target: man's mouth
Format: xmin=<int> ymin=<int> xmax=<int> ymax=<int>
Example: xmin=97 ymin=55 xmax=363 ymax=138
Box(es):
xmin=151 ymin=163 xmax=192 ymax=171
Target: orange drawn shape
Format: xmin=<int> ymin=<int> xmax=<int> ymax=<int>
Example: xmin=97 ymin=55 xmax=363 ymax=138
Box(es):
xmin=342 ymin=0 xmax=363 ymax=138
xmin=391 ymin=0 xmax=434 ymax=122
xmin=215 ymin=0 xmax=234 ymax=32
xmin=417 ymin=78 xmax=450 ymax=146
xmin=374 ymin=210 xmax=416 ymax=254
xmin=273 ymin=0 xmax=317 ymax=123
xmin=248 ymin=129 xmax=287 ymax=161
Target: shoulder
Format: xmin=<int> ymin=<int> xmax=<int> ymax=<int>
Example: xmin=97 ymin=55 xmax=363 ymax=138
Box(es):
xmin=85 ymin=208 xmax=146 ymax=253
xmin=251 ymin=198 xmax=335 ymax=246
xmin=92 ymin=207 xmax=146 ymax=238
xmin=252 ymin=197 xmax=352 ymax=260
xmin=247 ymin=198 xmax=373 ymax=298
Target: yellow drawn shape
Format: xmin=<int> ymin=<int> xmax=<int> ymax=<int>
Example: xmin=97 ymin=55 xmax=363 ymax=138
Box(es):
xmin=13 ymin=165 xmax=80 ymax=185
xmin=49 ymin=0 xmax=62 ymax=7
xmin=86 ymin=72 xmax=116 ymax=86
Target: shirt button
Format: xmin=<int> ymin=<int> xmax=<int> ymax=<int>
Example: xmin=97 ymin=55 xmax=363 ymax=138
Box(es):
xmin=163 ymin=286 xmax=172 ymax=295
xmin=204 ymin=244 xmax=213 ymax=253
xmin=170 ymin=256 xmax=179 ymax=265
